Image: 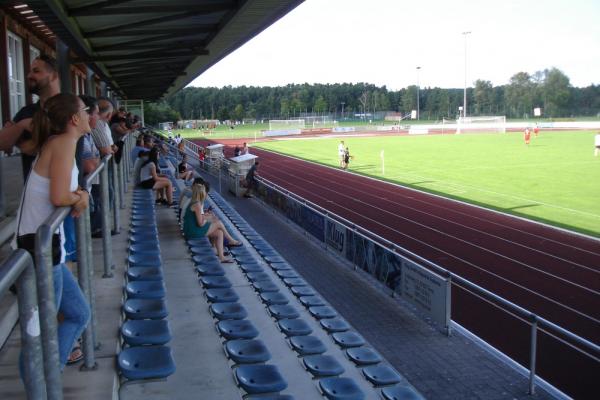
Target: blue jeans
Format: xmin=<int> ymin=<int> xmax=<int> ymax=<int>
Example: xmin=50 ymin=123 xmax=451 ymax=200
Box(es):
xmin=20 ymin=263 xmax=91 ymax=382
xmin=53 ymin=263 xmax=90 ymax=367
xmin=63 ymin=215 xmax=77 ymax=262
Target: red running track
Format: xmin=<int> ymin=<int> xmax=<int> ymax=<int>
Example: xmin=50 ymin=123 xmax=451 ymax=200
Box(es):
xmin=242 ymin=146 xmax=600 ymax=398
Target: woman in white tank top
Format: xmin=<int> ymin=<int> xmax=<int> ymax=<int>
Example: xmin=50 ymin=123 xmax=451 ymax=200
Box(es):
xmin=16 ymin=93 xmax=91 ymax=371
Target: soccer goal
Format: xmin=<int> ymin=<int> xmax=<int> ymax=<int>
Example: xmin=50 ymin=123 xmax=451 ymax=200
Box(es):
xmin=268 ymin=119 xmax=306 ymax=131
xmin=454 ymin=116 xmax=506 ymax=134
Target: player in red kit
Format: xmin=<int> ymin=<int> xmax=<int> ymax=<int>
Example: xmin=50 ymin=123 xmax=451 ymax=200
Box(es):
xmin=534 ymin=124 xmax=539 ymax=137
xmin=524 ymin=128 xmax=531 ymax=145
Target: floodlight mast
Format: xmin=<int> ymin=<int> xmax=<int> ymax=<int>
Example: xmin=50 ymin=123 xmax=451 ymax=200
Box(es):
xmin=416 ymin=66 xmax=421 ymax=120
xmin=462 ymin=31 xmax=471 ymax=118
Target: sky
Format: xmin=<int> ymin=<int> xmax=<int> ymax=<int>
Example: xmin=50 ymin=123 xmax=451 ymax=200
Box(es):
xmin=189 ymin=0 xmax=600 ymax=90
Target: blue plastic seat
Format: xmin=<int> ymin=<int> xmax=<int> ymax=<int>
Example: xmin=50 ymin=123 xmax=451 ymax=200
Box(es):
xmin=118 ymin=346 xmax=175 ymax=380
xmin=253 ymin=280 xmax=279 ymax=293
xmin=129 ymin=243 xmax=160 ymax=253
xmin=187 ymin=238 xmax=211 ymax=248
xmin=268 ymin=305 xmax=299 ymax=320
xmin=320 ymin=318 xmax=350 ymax=333
xmin=270 ymin=262 xmax=292 ymax=271
xmin=258 ymin=249 xmax=280 ymax=257
xmin=381 ymin=385 xmax=424 ymax=400
xmin=130 ymin=227 xmax=158 ymax=236
xmin=196 ymin=264 xmax=225 ymax=276
xmin=319 ymin=377 xmax=365 ymax=400
xmin=129 ymin=235 xmax=158 ymax=246
xmin=246 ymin=395 xmax=294 ymax=400
xmin=217 ymin=320 xmax=259 ymax=340
xmin=302 ymin=355 xmax=344 ymax=378
xmin=121 ymin=319 xmax=171 ymax=346
xmin=230 ymin=247 xmax=252 ymax=257
xmin=290 ymin=286 xmax=316 ymax=297
xmin=264 ymin=255 xmax=286 ymax=264
xmin=128 ymin=248 xmax=160 ymax=259
xmin=189 ymin=246 xmax=216 ymax=256
xmin=362 ymin=364 xmax=402 ymax=386
xmin=299 ymin=295 xmax=325 ymax=308
xmin=277 ymin=319 xmax=312 ymax=336
xmin=283 ymin=278 xmax=307 ymax=287
xmin=276 ymin=270 xmax=299 ymax=279
xmin=234 ymin=255 xmax=258 ymax=264
xmin=225 ymin=339 xmax=271 ymax=364
xmin=200 ymin=276 xmax=232 ymax=289
xmin=124 ymin=299 xmax=168 ymax=320
xmin=289 ymin=335 xmax=326 ymax=355
xmin=240 ymin=263 xmax=264 ymax=273
xmin=246 ymin=272 xmax=271 ymax=282
xmin=346 ymin=347 xmax=382 ymax=366
xmin=210 ymin=303 xmax=248 ymax=320
xmin=126 ymin=281 xmax=166 ymax=299
xmin=205 ymin=288 xmax=239 ymax=303
xmin=127 ymin=267 xmax=163 ymax=282
xmin=309 ymin=306 xmax=337 ymax=319
xmin=332 ymin=332 xmax=365 ymax=348
xmin=193 ymin=254 xmax=219 ymax=265
xmin=235 ymin=365 xmax=287 ymax=394
xmin=130 ymin=220 xmax=157 ymax=228
xmin=260 ymin=292 xmax=288 ymax=305
xmin=128 ymin=254 xmax=162 ymax=267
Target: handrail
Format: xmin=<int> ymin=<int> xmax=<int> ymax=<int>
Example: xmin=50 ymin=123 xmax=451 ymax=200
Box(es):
xmin=258 ymin=175 xmax=599 ymax=354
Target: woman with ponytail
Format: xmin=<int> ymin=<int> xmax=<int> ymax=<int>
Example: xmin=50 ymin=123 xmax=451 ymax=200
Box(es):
xmin=16 ymin=93 xmax=91 ymax=369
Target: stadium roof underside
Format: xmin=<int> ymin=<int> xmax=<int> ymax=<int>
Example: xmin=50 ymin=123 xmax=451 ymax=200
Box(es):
xmin=25 ymin=0 xmax=303 ymax=100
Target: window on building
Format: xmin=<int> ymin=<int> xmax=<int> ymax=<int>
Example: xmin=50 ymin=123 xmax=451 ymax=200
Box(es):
xmin=29 ymin=45 xmax=40 ymax=103
xmin=7 ymin=32 xmax=25 ymax=118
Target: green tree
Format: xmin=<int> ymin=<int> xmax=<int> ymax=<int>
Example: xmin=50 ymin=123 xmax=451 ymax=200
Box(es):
xmin=541 ymin=68 xmax=571 ymax=117
xmin=473 ymin=80 xmax=493 ymax=115
xmin=232 ymin=103 xmax=245 ymax=121
xmin=505 ymin=72 xmax=534 ymax=118
xmin=314 ymin=95 xmax=327 ymax=114
xmin=144 ymin=102 xmax=181 ymax=126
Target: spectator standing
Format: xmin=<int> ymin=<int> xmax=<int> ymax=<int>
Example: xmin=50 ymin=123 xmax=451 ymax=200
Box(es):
xmin=0 ymin=55 xmax=60 ymax=180
xmin=244 ymin=160 xmax=259 ymax=198
xmin=234 ymin=145 xmax=241 ymax=157
xmin=242 ymin=142 xmax=249 ymax=155
xmin=15 ymin=93 xmax=91 ymax=370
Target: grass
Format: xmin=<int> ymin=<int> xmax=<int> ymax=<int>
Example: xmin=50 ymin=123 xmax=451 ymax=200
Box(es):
xmin=252 ymin=131 xmax=600 ymax=238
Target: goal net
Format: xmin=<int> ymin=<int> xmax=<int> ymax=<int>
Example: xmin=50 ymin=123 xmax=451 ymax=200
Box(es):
xmin=304 ymin=115 xmax=332 ymax=128
xmin=455 ymin=116 xmax=506 ymax=134
xmin=268 ymin=119 xmax=306 ymax=131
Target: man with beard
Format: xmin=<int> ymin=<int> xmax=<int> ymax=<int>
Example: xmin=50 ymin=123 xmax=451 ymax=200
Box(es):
xmin=0 ymin=55 xmax=60 ymax=180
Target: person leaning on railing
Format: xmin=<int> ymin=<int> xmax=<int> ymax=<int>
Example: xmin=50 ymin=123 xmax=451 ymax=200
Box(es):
xmin=14 ymin=93 xmax=91 ymax=372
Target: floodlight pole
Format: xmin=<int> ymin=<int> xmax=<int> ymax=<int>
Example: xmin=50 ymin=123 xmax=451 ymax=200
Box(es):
xmin=462 ymin=31 xmax=471 ymax=118
xmin=416 ymin=66 xmax=421 ymax=120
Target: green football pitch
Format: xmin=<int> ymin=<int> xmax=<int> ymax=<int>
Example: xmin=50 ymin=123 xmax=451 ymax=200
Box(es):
xmin=253 ymin=131 xmax=600 ymax=238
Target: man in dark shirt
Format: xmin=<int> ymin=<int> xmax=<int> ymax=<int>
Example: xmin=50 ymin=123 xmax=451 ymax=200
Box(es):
xmin=0 ymin=55 xmax=60 ymax=179
xmin=244 ymin=161 xmax=259 ymax=198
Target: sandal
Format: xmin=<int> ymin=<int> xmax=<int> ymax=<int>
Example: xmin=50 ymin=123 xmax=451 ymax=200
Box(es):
xmin=220 ymin=258 xmax=235 ymax=264
xmin=228 ymin=241 xmax=243 ymax=247
xmin=66 ymin=346 xmax=83 ymax=365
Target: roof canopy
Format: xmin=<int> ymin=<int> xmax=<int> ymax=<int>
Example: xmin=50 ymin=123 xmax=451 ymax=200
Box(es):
xmin=26 ymin=0 xmax=303 ymax=100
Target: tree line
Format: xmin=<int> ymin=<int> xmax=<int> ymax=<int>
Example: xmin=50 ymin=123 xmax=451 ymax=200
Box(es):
xmin=159 ymin=68 xmax=599 ymax=124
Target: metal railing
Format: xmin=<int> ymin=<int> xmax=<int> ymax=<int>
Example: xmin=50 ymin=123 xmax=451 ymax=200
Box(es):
xmin=168 ymin=134 xmax=597 ymax=396
xmin=0 ymin=131 xmax=136 ymax=399
xmin=256 ymin=176 xmax=599 ymax=396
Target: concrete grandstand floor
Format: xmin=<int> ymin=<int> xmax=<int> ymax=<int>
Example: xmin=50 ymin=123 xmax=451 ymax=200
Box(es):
xmin=204 ymin=175 xmax=556 ymax=400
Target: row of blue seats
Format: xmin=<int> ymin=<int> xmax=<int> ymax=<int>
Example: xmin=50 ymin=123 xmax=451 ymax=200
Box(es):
xmin=117 ymin=188 xmax=176 ymax=382
xmin=209 ymin=191 xmax=424 ymax=400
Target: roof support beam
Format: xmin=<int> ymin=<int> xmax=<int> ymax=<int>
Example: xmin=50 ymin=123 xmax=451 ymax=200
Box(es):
xmin=76 ymin=50 xmax=205 ymax=62
xmin=68 ymin=2 xmax=235 ymax=17
xmin=86 ymin=26 xmax=216 ymax=38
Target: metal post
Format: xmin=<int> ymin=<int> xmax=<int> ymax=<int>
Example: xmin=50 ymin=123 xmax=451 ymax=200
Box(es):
xmin=528 ymin=316 xmax=538 ymax=395
xmin=35 ymin=224 xmax=63 ymax=400
xmin=100 ymin=159 xmax=114 ymax=277
xmin=462 ymin=31 xmax=471 ymax=118
xmin=84 ymin=210 xmax=100 ymax=351
xmin=0 ymin=152 xmax=5 ymax=217
xmin=118 ymin=159 xmax=126 ymax=208
xmin=111 ymin=159 xmax=121 ymax=233
xmin=11 ymin=251 xmax=46 ymax=400
xmin=75 ymin=211 xmax=96 ymax=370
